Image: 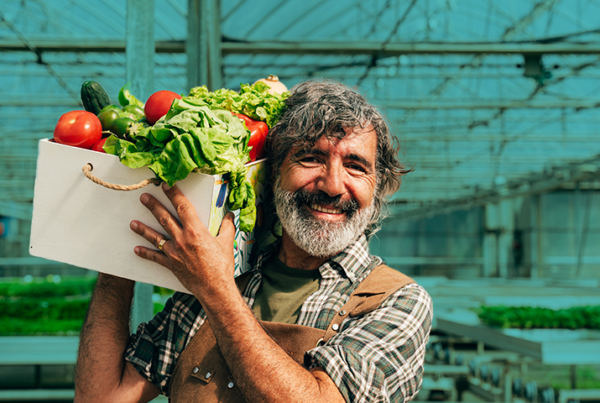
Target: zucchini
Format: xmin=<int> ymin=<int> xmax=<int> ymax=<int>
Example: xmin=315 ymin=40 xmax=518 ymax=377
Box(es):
xmin=81 ymin=81 xmax=112 ymax=115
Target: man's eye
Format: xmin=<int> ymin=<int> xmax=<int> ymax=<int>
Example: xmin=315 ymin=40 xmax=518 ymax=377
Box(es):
xmin=300 ymin=157 xmax=318 ymax=163
xmin=347 ymin=164 xmax=366 ymax=173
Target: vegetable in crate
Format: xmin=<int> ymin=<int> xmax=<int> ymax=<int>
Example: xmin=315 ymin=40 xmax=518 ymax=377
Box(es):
xmin=110 ymin=117 xmax=136 ymax=139
xmin=104 ymin=98 xmax=256 ymax=231
xmin=232 ymin=113 xmax=268 ymax=161
xmin=253 ymin=75 xmax=288 ymax=95
xmin=144 ymin=90 xmax=182 ymax=125
xmin=123 ymin=105 xmax=145 ymax=119
xmin=118 ymin=82 xmax=144 ymax=108
xmin=91 ymin=138 xmax=107 ymax=153
xmin=80 ymin=81 xmax=112 ymax=115
xmin=188 ymin=81 xmax=289 ymax=128
xmin=103 ymin=82 xmax=289 ymax=232
xmin=53 ymin=110 xmax=102 ymax=149
xmin=97 ymin=109 xmax=120 ymax=132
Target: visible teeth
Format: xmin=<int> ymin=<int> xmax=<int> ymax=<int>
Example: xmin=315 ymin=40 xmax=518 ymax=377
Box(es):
xmin=310 ymin=203 xmax=342 ymax=214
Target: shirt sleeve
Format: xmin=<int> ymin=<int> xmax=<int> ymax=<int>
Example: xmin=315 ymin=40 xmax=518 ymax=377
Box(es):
xmin=124 ymin=292 xmax=204 ymax=397
xmin=305 ymin=284 xmax=433 ymax=403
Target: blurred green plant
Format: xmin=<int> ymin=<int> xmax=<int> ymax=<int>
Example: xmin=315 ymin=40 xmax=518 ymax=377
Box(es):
xmin=0 ymin=276 xmax=96 ymax=298
xmin=0 ymin=276 xmax=171 ymax=335
xmin=476 ymin=305 xmax=600 ymax=329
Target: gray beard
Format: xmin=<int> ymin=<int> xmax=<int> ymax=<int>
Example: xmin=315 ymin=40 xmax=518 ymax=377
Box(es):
xmin=273 ymin=179 xmax=375 ymax=258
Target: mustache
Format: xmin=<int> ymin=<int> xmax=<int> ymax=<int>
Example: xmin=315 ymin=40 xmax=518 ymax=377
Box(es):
xmin=293 ymin=189 xmax=359 ymax=214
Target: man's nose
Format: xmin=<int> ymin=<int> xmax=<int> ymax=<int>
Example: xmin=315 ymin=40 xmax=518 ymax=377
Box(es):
xmin=316 ymin=164 xmax=345 ymax=197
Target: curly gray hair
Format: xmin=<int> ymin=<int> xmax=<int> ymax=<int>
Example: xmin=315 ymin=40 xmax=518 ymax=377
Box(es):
xmin=265 ymin=80 xmax=410 ymax=237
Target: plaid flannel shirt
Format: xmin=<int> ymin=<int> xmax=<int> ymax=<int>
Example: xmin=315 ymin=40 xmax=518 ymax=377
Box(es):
xmin=125 ymin=235 xmax=433 ymax=402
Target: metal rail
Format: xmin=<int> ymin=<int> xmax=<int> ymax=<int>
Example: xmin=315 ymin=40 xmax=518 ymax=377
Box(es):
xmin=391 ymin=155 xmax=600 ymax=220
xmin=2 ymin=96 xmax=599 ymax=110
xmin=1 ymin=38 xmax=599 ymax=55
xmin=436 ymin=318 xmax=600 ymax=365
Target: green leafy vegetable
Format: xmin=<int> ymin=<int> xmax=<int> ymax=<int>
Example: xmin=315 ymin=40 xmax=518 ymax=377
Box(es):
xmin=106 ymin=82 xmax=288 ymax=232
xmin=104 ymin=97 xmax=258 ymax=232
xmin=118 ymin=82 xmax=144 ymax=108
xmin=188 ymin=82 xmax=289 ymax=128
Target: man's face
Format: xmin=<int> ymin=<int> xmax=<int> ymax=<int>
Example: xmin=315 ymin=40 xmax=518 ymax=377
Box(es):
xmin=274 ymin=126 xmax=378 ymax=258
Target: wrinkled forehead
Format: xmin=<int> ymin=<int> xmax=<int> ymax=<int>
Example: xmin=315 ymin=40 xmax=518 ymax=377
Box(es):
xmin=290 ymin=124 xmax=376 ymax=151
xmin=286 ymin=126 xmax=378 ymax=165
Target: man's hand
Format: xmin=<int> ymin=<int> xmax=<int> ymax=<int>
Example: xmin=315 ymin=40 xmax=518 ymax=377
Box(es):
xmin=130 ymin=182 xmax=237 ymax=298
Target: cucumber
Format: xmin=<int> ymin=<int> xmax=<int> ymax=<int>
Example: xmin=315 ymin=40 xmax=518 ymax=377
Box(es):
xmin=81 ymin=81 xmax=112 ymax=115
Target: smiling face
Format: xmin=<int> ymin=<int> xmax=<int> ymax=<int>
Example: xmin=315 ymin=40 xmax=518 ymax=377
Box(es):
xmin=273 ymin=126 xmax=378 ymax=258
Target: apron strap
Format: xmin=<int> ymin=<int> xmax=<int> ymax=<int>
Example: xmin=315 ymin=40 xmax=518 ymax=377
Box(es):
xmin=322 ymin=264 xmax=415 ymax=343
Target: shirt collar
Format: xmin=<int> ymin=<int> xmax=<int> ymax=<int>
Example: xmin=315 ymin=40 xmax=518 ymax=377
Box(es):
xmin=328 ymin=235 xmax=372 ymax=283
xmin=253 ymin=234 xmax=373 ymax=284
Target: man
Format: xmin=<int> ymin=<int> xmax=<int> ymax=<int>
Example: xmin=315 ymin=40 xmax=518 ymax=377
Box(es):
xmin=74 ymin=81 xmax=432 ymax=403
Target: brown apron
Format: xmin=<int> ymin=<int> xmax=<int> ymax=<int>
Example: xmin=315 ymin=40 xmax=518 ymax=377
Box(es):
xmin=168 ymin=265 xmax=415 ymax=403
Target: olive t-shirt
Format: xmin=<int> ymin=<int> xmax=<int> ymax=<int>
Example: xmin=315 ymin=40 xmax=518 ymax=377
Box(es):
xmin=252 ymin=257 xmax=321 ymax=324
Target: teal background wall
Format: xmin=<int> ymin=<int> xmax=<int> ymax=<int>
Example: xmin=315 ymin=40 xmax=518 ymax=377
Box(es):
xmin=0 ymin=1 xmax=599 ymax=401
xmin=1 ymin=0 xmax=599 ymax=282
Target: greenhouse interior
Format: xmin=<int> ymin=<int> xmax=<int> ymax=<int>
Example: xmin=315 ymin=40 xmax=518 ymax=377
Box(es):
xmin=0 ymin=0 xmax=599 ymax=402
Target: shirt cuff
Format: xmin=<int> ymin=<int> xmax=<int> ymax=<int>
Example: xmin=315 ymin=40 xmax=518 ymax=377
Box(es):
xmin=124 ymin=322 xmax=170 ymax=397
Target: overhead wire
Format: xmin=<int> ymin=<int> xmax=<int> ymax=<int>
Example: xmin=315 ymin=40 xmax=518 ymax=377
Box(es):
xmin=356 ymin=0 xmax=419 ymax=88
xmin=0 ymin=7 xmax=81 ymax=105
xmin=222 ymin=0 xmax=248 ymax=22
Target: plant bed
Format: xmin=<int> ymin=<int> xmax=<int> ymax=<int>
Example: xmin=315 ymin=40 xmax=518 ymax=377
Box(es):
xmin=476 ymin=305 xmax=600 ymax=330
xmin=0 ymin=276 xmax=171 ymax=335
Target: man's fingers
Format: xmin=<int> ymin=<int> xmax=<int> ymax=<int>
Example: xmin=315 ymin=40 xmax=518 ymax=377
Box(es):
xmin=140 ymin=193 xmax=181 ymax=239
xmin=130 ymin=220 xmax=172 ymax=254
xmin=133 ymin=245 xmax=171 ymax=267
xmin=162 ymin=183 xmax=201 ymax=227
xmin=216 ymin=212 xmax=236 ymax=246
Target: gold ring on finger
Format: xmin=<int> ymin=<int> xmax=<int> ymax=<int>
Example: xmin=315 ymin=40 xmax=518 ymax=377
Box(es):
xmin=157 ymin=238 xmax=167 ymax=251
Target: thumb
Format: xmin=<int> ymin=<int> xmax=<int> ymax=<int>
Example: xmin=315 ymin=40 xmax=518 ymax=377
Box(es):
xmin=217 ymin=212 xmax=236 ymax=246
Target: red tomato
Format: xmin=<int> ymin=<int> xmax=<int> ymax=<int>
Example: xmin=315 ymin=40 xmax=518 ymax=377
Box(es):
xmin=232 ymin=113 xmax=269 ymax=161
xmin=53 ymin=110 xmax=102 ymax=149
xmin=144 ymin=90 xmax=182 ymax=125
xmin=91 ymin=137 xmax=107 ymax=153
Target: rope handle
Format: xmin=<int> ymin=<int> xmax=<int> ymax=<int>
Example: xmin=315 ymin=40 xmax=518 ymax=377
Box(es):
xmin=82 ymin=163 xmax=161 ymax=191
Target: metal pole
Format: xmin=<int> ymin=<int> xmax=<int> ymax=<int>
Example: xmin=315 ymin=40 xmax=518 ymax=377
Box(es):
xmin=529 ymin=196 xmax=540 ymax=279
xmin=498 ymin=199 xmax=514 ymax=278
xmin=187 ymin=0 xmax=203 ymax=88
xmin=575 ymin=190 xmax=592 ymax=277
xmin=126 ymin=0 xmax=155 ymax=101
xmin=126 ymin=0 xmax=155 ymax=331
xmin=2 ymin=38 xmax=600 ymax=55
xmin=484 ymin=204 xmax=498 ymax=277
xmin=187 ymin=0 xmax=222 ymax=91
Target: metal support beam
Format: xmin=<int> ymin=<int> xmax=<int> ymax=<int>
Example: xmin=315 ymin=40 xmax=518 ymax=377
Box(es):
xmin=497 ymin=199 xmax=516 ymax=278
xmin=379 ymin=99 xmax=600 ymax=109
xmin=221 ymin=41 xmax=600 ymax=55
xmin=483 ymin=204 xmax=498 ymax=277
xmin=0 ymin=257 xmax=63 ymax=266
xmin=1 ymin=38 xmax=599 ymax=55
xmin=392 ymin=155 xmax=600 ymax=222
xmin=530 ymin=195 xmax=542 ymax=279
xmin=383 ymin=257 xmax=484 ymax=265
xmin=5 ymin=96 xmax=599 ymax=110
xmin=126 ymin=0 xmax=155 ymax=101
xmin=187 ymin=0 xmax=222 ymax=90
xmin=0 ymin=200 xmax=32 ymax=220
xmin=126 ymin=0 xmax=155 ymax=331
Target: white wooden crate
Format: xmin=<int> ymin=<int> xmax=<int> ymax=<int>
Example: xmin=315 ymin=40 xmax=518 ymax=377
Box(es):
xmin=30 ymin=139 xmax=267 ymax=293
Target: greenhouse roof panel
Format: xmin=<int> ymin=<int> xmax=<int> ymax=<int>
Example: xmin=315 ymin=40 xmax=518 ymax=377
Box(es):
xmin=0 ymin=0 xmax=599 ymax=214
